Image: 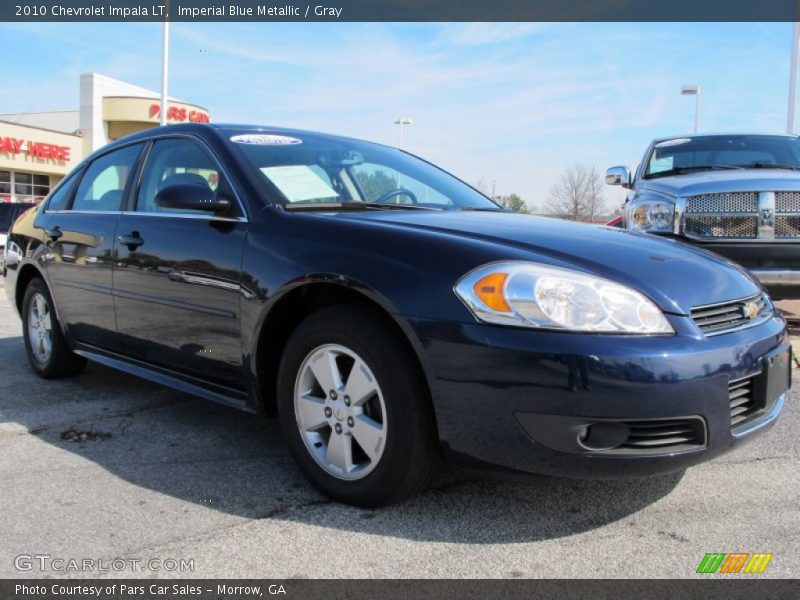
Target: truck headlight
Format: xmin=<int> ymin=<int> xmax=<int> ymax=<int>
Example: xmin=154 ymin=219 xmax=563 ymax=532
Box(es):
xmin=626 ymin=197 xmax=675 ymax=233
xmin=454 ymin=261 xmax=674 ymax=334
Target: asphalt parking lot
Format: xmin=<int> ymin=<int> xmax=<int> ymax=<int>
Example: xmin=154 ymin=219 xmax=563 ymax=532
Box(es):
xmin=1 ymin=288 xmax=798 ymax=579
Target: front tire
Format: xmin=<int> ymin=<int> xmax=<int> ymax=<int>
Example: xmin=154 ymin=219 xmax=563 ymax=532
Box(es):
xmin=21 ymin=277 xmax=87 ymax=379
xmin=277 ymin=305 xmax=439 ymax=507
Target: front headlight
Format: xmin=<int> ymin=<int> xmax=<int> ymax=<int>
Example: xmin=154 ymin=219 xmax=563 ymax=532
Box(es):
xmin=454 ymin=261 xmax=674 ymax=334
xmin=626 ymin=196 xmax=675 ymax=233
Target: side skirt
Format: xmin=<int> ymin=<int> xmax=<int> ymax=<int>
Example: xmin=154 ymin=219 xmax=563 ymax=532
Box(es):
xmin=72 ymin=344 xmax=254 ymax=413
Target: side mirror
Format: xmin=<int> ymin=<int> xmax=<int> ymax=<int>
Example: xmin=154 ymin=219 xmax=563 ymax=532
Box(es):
xmin=154 ymin=183 xmax=231 ymax=214
xmin=605 ymin=166 xmax=631 ymax=188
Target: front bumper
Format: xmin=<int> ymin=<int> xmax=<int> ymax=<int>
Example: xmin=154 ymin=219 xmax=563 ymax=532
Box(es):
xmin=410 ymin=311 xmax=789 ymax=478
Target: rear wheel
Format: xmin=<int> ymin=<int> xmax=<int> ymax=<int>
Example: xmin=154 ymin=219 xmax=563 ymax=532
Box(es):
xmin=21 ymin=278 xmax=86 ymax=379
xmin=277 ymin=305 xmax=439 ymax=507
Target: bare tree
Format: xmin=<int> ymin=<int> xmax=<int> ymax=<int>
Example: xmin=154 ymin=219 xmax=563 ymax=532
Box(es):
xmin=473 ymin=177 xmax=491 ymax=196
xmin=545 ymin=164 xmax=607 ymax=222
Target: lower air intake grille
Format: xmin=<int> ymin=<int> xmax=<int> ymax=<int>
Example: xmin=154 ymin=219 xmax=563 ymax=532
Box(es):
xmin=691 ymin=293 xmax=768 ymax=335
xmin=729 ymin=375 xmax=760 ymax=429
xmin=616 ymin=419 xmax=706 ymax=453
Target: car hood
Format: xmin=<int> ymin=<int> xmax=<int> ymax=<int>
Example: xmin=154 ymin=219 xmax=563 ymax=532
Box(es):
xmin=330 ymin=210 xmax=760 ymax=315
xmin=641 ymin=169 xmax=800 ymax=197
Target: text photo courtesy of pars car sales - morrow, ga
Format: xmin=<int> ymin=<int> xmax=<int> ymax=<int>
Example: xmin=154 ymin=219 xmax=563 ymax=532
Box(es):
xmin=0 ymin=1 xmax=798 ymax=599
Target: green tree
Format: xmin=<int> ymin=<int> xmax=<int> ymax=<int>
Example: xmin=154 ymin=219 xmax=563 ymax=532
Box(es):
xmin=498 ymin=193 xmax=529 ymax=214
xmin=354 ymin=169 xmax=396 ymax=201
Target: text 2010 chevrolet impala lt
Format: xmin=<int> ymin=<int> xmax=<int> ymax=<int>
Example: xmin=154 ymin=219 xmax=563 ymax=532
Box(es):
xmin=2 ymin=124 xmax=791 ymax=506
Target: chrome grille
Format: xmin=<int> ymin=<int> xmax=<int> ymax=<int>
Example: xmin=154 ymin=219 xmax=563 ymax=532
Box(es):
xmin=685 ymin=192 xmax=758 ymax=214
xmin=691 ymin=293 xmax=768 ymax=335
xmin=729 ymin=375 xmax=759 ymax=428
xmin=684 ymin=216 xmax=757 ymax=239
xmin=775 ymin=191 xmax=800 ymax=213
xmin=682 ymin=190 xmax=800 ymax=240
xmin=776 ymin=216 xmax=800 ymax=239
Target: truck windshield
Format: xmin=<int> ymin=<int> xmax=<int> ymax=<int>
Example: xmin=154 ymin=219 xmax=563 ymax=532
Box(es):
xmin=644 ymin=135 xmax=800 ymax=179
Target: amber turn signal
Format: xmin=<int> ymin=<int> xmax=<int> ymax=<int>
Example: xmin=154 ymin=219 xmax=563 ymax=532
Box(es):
xmin=473 ymin=272 xmax=511 ymax=312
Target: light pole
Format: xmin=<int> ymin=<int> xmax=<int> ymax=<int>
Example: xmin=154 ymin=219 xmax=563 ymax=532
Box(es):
xmin=160 ymin=18 xmax=170 ymax=126
xmin=681 ymin=85 xmax=700 ymax=134
xmin=394 ymin=117 xmax=412 ymax=149
xmin=788 ymin=23 xmax=800 ymax=134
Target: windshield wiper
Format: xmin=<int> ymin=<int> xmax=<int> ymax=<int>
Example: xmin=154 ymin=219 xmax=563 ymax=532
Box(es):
xmin=744 ymin=161 xmax=798 ymax=171
xmin=282 ymin=201 xmax=439 ymax=212
xmin=645 ymin=165 xmax=743 ymax=179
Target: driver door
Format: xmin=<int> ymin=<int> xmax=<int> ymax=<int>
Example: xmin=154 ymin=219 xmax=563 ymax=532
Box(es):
xmin=112 ymin=137 xmax=248 ymax=388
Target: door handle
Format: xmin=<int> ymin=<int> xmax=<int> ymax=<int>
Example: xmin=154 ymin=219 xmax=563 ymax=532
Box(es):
xmin=117 ymin=232 xmax=144 ymax=249
xmin=45 ymin=226 xmax=62 ymax=241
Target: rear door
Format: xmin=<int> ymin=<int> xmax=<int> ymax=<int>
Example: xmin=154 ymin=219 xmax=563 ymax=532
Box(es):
xmin=112 ymin=136 xmax=248 ymax=388
xmin=44 ymin=143 xmax=144 ymax=349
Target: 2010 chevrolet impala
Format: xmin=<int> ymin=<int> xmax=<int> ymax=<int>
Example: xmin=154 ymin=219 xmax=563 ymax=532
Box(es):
xmin=2 ymin=124 xmax=791 ymax=506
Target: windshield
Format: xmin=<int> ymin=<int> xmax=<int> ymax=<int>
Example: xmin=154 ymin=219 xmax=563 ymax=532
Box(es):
xmin=229 ymin=131 xmax=500 ymax=210
xmin=644 ymin=135 xmax=800 ymax=179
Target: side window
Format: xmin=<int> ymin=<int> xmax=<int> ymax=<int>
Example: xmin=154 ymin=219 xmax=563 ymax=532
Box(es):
xmin=137 ymin=138 xmax=232 ymax=216
xmin=72 ymin=144 xmax=143 ymax=212
xmin=46 ymin=172 xmax=79 ymax=211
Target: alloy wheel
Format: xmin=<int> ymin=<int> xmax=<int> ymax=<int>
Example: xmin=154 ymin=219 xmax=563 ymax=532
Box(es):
xmin=293 ymin=344 xmax=387 ymax=480
xmin=27 ymin=292 xmax=53 ymax=365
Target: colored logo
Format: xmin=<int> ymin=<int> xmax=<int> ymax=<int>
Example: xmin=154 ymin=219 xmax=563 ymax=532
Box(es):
xmin=696 ymin=552 xmax=773 ymax=574
xmin=742 ymin=301 xmax=760 ymax=320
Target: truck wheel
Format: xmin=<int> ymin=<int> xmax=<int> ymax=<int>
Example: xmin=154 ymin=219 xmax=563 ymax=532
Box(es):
xmin=277 ymin=304 xmax=439 ymax=507
xmin=21 ymin=278 xmax=87 ymax=379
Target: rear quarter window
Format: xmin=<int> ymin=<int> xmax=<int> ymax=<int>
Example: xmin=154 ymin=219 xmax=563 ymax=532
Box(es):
xmin=45 ymin=172 xmax=80 ymax=212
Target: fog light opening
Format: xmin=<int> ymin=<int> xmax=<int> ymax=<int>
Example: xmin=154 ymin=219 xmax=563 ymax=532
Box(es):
xmin=576 ymin=421 xmax=630 ymax=452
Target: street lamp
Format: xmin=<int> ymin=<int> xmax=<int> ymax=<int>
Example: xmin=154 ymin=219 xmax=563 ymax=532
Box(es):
xmin=394 ymin=117 xmax=412 ymax=149
xmin=160 ymin=19 xmax=170 ymax=127
xmin=788 ymin=23 xmax=800 ymax=134
xmin=681 ymin=85 xmax=700 ymax=134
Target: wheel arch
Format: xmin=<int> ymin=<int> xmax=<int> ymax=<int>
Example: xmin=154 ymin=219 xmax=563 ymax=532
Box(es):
xmin=252 ymin=279 xmax=439 ymax=425
xmin=14 ymin=262 xmax=49 ymax=314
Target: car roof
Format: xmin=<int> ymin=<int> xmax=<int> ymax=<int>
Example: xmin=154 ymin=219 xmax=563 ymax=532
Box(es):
xmin=90 ymin=122 xmax=396 ymax=162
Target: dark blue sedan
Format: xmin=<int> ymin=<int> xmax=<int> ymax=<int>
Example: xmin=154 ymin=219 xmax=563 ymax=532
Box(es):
xmin=2 ymin=124 xmax=791 ymax=506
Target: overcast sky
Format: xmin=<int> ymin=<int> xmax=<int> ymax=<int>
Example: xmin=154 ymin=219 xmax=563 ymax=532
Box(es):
xmin=0 ymin=22 xmax=796 ymax=211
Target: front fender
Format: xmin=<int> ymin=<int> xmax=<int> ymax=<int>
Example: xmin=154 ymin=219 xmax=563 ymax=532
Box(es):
xmin=241 ymin=271 xmax=441 ymax=416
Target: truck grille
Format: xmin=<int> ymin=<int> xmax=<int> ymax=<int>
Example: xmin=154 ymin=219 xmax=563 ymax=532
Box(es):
xmin=683 ymin=191 xmax=800 ymax=240
xmin=691 ymin=293 xmax=768 ymax=335
xmin=685 ymin=192 xmax=758 ymax=214
xmin=776 ymin=216 xmax=800 ymax=238
xmin=775 ymin=191 xmax=800 ymax=212
xmin=729 ymin=375 xmax=759 ymax=428
xmin=684 ymin=215 xmax=757 ymax=239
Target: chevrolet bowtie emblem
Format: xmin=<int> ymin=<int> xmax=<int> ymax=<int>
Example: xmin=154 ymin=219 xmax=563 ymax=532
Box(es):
xmin=742 ymin=301 xmax=760 ymax=319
